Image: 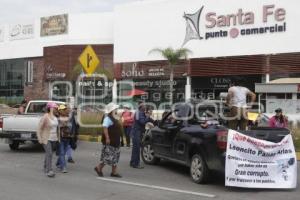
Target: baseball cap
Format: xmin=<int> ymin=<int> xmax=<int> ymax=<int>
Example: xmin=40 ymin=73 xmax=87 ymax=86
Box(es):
xmin=46 ymin=102 xmax=58 ymax=109
xmin=275 ymin=108 xmax=282 ymax=113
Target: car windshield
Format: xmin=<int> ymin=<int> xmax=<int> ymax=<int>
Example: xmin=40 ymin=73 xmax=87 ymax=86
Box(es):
xmin=197 ymin=106 xmax=218 ymax=120
xmin=26 ymin=102 xmax=64 ymax=114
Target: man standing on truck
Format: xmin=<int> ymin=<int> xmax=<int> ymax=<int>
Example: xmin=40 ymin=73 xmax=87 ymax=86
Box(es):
xmin=226 ymin=77 xmax=256 ymax=130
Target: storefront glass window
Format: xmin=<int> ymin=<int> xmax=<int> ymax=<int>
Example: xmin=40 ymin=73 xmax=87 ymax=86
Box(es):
xmin=286 ymin=93 xmax=293 ymax=99
xmin=75 ymin=78 xmax=113 ymax=108
xmin=117 ymin=78 xmax=185 ymax=109
xmin=0 ymin=59 xmax=25 ymax=103
xmin=267 ymin=93 xmax=286 ymax=99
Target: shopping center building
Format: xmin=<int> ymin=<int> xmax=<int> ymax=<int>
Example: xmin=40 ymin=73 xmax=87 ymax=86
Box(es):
xmin=0 ymin=12 xmax=114 ymax=104
xmin=113 ymin=0 xmax=300 ymax=111
xmin=0 ymin=0 xmax=300 ymax=112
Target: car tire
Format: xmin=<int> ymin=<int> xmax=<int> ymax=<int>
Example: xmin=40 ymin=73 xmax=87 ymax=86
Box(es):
xmin=9 ymin=141 xmax=20 ymax=151
xmin=141 ymin=141 xmax=160 ymax=165
xmin=190 ymin=154 xmax=209 ymax=184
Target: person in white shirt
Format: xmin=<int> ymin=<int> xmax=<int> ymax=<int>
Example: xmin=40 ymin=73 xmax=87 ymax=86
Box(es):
xmin=226 ymin=78 xmax=256 ymax=130
xmin=37 ymin=102 xmax=59 ymax=178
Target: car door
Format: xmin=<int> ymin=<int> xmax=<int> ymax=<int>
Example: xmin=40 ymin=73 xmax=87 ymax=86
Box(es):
xmin=173 ymin=127 xmax=190 ymax=162
xmin=151 ymin=119 xmax=178 ymax=158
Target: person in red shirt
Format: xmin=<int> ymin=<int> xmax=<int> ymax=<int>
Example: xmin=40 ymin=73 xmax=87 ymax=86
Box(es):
xmin=269 ymin=108 xmax=288 ymax=128
xmin=121 ymin=104 xmax=134 ymax=147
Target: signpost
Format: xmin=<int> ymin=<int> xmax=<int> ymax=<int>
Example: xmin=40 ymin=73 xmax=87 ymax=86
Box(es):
xmin=78 ymin=45 xmax=101 ymax=105
xmin=78 ymin=45 xmax=100 ymax=76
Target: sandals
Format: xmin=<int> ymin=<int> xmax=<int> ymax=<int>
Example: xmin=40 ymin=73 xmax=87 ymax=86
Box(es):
xmin=94 ymin=167 xmax=103 ymax=177
xmin=110 ymin=173 xmax=122 ymax=178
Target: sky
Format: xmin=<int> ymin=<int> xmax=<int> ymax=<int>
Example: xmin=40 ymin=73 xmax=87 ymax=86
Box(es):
xmin=0 ymin=0 xmax=147 ymax=24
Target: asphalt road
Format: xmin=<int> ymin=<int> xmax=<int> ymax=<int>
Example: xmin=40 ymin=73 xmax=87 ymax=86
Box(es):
xmin=0 ymin=141 xmax=299 ymax=200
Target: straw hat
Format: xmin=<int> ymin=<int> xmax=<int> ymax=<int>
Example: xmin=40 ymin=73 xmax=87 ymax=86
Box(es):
xmin=58 ymin=104 xmax=67 ymax=111
xmin=105 ymin=102 xmax=119 ymax=114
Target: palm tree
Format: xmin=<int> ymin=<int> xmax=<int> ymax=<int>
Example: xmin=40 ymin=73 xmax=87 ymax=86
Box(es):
xmin=149 ymin=47 xmax=191 ymax=105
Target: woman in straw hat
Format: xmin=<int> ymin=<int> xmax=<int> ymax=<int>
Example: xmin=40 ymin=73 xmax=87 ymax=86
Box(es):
xmin=56 ymin=104 xmax=73 ymax=173
xmin=94 ymin=102 xmax=122 ymax=178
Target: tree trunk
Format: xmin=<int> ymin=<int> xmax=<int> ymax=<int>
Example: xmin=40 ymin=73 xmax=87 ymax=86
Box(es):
xmin=169 ymin=63 xmax=174 ymax=106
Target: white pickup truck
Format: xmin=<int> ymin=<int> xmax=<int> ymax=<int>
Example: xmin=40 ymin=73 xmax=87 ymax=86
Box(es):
xmin=0 ymin=100 xmax=65 ymax=150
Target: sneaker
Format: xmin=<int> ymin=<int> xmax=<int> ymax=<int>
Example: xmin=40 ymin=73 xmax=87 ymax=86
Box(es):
xmin=130 ymin=164 xmax=144 ymax=169
xmin=62 ymin=168 xmax=68 ymax=173
xmin=110 ymin=173 xmax=122 ymax=178
xmin=56 ymin=166 xmax=62 ymax=171
xmin=47 ymin=171 xmax=55 ymax=178
xmin=68 ymin=158 xmax=75 ymax=164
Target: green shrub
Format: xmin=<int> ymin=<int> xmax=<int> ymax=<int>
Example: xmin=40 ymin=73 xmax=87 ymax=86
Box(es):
xmin=77 ymin=111 xmax=125 ymax=137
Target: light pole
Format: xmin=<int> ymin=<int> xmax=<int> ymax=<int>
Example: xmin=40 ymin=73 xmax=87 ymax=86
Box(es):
xmin=182 ymin=72 xmax=191 ymax=102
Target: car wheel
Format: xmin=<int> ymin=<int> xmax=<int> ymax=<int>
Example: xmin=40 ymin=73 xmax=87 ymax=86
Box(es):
xmin=9 ymin=141 xmax=20 ymax=151
xmin=190 ymin=154 xmax=209 ymax=184
xmin=141 ymin=142 xmax=160 ymax=164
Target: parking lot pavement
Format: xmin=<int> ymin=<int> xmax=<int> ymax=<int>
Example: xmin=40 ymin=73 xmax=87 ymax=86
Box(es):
xmin=0 ymin=141 xmax=299 ymax=200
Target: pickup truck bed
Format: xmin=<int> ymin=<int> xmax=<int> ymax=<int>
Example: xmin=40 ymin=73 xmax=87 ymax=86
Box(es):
xmin=1 ymin=115 xmax=42 ymax=141
xmin=0 ymin=100 xmax=65 ymax=150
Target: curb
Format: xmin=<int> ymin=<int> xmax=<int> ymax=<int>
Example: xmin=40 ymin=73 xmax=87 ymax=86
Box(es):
xmin=78 ymin=135 xmax=101 ymax=142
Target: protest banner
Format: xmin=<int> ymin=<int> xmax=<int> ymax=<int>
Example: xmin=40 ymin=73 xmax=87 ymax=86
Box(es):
xmin=225 ymin=129 xmax=297 ymax=188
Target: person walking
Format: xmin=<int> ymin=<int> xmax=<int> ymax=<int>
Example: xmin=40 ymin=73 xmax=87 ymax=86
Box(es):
xmin=226 ymin=78 xmax=256 ymax=130
xmin=67 ymin=107 xmax=79 ymax=163
xmin=121 ymin=104 xmax=134 ymax=147
xmin=37 ymin=102 xmax=59 ymax=178
xmin=130 ymin=102 xmax=154 ymax=169
xmin=269 ymin=108 xmax=288 ymax=128
xmin=56 ymin=104 xmax=73 ymax=173
xmin=94 ymin=102 xmax=122 ymax=178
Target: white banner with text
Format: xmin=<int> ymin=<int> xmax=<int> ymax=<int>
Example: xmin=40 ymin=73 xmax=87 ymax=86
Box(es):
xmin=225 ymin=129 xmax=297 ymax=188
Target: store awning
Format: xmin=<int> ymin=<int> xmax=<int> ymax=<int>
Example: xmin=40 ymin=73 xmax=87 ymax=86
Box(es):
xmin=269 ymin=78 xmax=300 ymax=84
xmin=126 ymin=89 xmax=146 ymax=96
xmin=255 ymin=83 xmax=300 ymax=93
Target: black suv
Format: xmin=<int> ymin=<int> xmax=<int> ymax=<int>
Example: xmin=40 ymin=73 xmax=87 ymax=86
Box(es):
xmin=141 ymin=102 xmax=289 ymax=184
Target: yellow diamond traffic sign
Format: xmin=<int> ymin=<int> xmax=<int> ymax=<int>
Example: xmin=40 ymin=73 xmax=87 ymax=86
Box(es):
xmin=78 ymin=45 xmax=100 ymax=75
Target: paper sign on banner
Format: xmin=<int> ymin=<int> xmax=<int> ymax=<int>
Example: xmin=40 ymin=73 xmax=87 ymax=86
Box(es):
xmin=225 ymin=129 xmax=297 ymax=188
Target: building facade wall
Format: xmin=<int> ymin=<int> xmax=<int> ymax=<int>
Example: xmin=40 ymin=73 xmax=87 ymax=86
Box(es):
xmin=24 ymin=57 xmax=49 ymax=100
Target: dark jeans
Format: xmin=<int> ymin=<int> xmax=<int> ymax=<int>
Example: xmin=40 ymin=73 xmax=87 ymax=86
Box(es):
xmin=130 ymin=129 xmax=142 ymax=167
xmin=57 ymin=138 xmax=70 ymax=169
xmin=123 ymin=126 xmax=132 ymax=147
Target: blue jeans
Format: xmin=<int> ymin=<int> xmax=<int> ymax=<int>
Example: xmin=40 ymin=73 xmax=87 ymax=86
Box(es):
xmin=58 ymin=138 xmax=70 ymax=169
xmin=66 ymin=145 xmax=72 ymax=160
xmin=130 ymin=130 xmax=141 ymax=167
